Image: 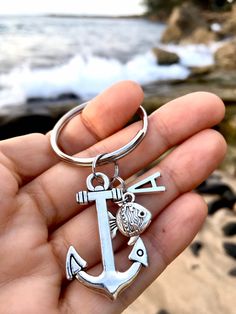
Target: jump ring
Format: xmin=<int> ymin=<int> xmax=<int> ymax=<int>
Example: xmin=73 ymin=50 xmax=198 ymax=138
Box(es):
xmin=110 ymin=176 xmax=127 ymax=191
xmin=92 ymin=153 xmax=119 ymax=184
xmin=92 ymin=153 xmax=107 ymax=178
xmin=50 ymin=102 xmax=148 ymax=167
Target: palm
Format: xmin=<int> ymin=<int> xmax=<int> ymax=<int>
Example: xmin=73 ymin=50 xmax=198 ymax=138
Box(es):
xmin=0 ymin=81 xmax=226 ymax=314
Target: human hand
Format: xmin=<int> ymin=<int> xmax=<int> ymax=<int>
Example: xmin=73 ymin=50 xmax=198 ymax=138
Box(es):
xmin=0 ymin=81 xmax=226 ymax=313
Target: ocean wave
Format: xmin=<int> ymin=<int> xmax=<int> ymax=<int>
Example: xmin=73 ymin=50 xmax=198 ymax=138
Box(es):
xmin=0 ymin=43 xmax=220 ymax=107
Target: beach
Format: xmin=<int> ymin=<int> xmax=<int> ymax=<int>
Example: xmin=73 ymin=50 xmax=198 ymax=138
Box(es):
xmin=125 ymin=170 xmax=236 ymax=314
xmin=0 ymin=4 xmax=236 ymax=313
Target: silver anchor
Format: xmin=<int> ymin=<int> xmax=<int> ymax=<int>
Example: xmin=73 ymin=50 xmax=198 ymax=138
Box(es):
xmin=66 ymin=172 xmax=165 ymax=299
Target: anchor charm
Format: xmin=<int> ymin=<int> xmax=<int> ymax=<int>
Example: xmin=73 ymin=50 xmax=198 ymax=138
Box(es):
xmin=66 ymin=172 xmax=165 ymax=299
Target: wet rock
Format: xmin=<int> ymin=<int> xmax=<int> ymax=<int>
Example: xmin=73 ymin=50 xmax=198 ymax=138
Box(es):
xmin=223 ymin=242 xmax=236 ymax=260
xmin=152 ymin=47 xmax=179 ymax=65
xmin=220 ymin=4 xmax=236 ymax=37
xmin=228 ymin=267 xmax=236 ymax=277
xmin=189 ymin=65 xmax=214 ymax=76
xmin=182 ymin=27 xmax=217 ymax=44
xmin=222 ymin=222 xmax=236 ymax=237
xmin=208 ymin=194 xmax=236 ymax=215
xmin=0 ymin=114 xmax=58 ymax=140
xmin=161 ymin=3 xmax=207 ymax=44
xmin=190 ymin=241 xmax=203 ymax=257
xmin=214 ymin=40 xmax=236 ymax=69
xmin=27 ymin=92 xmax=80 ymax=103
xmin=161 ymin=24 xmax=182 ymax=44
xmin=196 ymin=183 xmax=233 ymax=196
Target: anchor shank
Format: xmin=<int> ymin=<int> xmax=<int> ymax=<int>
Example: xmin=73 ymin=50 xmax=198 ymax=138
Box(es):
xmin=95 ymin=196 xmax=116 ymax=272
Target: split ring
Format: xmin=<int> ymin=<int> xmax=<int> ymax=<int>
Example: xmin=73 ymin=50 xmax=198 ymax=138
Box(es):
xmin=92 ymin=153 xmax=119 ymax=186
xmin=50 ymin=102 xmax=148 ymax=166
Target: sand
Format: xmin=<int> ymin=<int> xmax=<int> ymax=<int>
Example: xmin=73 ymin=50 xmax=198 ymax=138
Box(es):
xmin=124 ymin=172 xmax=236 ymax=314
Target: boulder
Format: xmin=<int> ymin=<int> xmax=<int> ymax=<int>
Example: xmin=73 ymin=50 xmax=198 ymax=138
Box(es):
xmin=182 ymin=27 xmax=217 ymax=44
xmin=160 ymin=24 xmax=182 ymax=44
xmin=214 ymin=40 xmax=236 ymax=69
xmin=161 ymin=3 xmax=208 ymax=44
xmin=152 ymin=47 xmax=179 ymax=65
xmin=220 ymin=4 xmax=236 ymax=37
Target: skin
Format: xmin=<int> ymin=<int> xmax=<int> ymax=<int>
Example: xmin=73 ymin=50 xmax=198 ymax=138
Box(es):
xmin=0 ymin=81 xmax=226 ymax=313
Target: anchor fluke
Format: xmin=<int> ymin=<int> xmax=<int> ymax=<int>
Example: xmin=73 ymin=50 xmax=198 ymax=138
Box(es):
xmin=128 ymin=238 xmax=148 ymax=267
xmin=66 ymin=246 xmax=87 ymax=280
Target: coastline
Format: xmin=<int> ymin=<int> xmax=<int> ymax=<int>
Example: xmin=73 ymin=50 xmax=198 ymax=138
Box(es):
xmin=0 ymin=6 xmax=235 ymax=314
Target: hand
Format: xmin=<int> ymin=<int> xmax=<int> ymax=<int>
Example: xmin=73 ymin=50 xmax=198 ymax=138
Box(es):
xmin=0 ymin=81 xmax=226 ymax=313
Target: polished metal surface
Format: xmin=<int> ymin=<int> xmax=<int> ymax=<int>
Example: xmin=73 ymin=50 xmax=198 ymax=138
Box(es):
xmin=66 ymin=171 xmax=165 ymax=299
xmin=50 ymin=102 xmax=148 ymax=166
xmin=127 ymin=172 xmax=166 ymax=194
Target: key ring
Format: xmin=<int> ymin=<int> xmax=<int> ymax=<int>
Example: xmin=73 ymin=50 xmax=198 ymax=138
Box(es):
xmin=50 ymin=96 xmax=166 ymax=299
xmin=50 ymin=102 xmax=148 ymax=167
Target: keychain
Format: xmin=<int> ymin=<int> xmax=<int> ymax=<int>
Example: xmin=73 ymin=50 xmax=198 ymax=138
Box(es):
xmin=50 ymin=103 xmax=165 ymax=299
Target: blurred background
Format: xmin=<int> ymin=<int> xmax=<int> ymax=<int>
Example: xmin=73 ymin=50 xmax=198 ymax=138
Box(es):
xmin=0 ymin=1 xmax=235 ymax=313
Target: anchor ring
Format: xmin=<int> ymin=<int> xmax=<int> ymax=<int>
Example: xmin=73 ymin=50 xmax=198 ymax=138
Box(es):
xmin=50 ymin=102 xmax=148 ymax=166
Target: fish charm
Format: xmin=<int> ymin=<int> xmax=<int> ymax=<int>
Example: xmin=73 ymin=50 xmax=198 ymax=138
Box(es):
xmin=109 ymin=194 xmax=152 ymax=246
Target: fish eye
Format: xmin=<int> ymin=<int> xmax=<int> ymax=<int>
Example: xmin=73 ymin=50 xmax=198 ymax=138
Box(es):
xmin=138 ymin=211 xmax=146 ymax=218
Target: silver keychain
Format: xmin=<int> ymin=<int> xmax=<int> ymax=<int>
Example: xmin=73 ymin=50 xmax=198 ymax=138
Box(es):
xmin=50 ymin=102 xmax=165 ymax=299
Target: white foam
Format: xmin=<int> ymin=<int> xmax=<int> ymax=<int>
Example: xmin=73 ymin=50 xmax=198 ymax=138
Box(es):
xmin=0 ymin=51 xmax=190 ymax=104
xmin=0 ymin=42 xmax=222 ymax=106
xmin=160 ymin=42 xmax=222 ymax=67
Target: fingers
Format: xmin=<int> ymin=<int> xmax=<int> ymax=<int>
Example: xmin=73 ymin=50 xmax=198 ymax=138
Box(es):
xmin=59 ymin=80 xmax=144 ymax=154
xmin=60 ymin=192 xmax=207 ymax=314
xmin=0 ymin=81 xmax=143 ymax=186
xmin=0 ymin=134 xmax=57 ymax=187
xmin=50 ymin=129 xmax=226 ymax=275
xmin=22 ymin=91 xmax=225 ymax=226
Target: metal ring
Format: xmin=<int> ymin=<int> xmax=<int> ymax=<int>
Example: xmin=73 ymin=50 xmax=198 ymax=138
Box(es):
xmin=110 ymin=176 xmax=127 ymax=191
xmin=50 ymin=102 xmax=148 ymax=167
xmin=92 ymin=153 xmax=119 ymax=183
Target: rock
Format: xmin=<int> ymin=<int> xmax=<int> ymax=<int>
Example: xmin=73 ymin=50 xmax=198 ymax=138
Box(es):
xmin=228 ymin=267 xmax=236 ymax=277
xmin=28 ymin=92 xmax=80 ymax=103
xmin=182 ymin=27 xmax=217 ymax=44
xmin=0 ymin=114 xmax=58 ymax=140
xmin=189 ymin=65 xmax=214 ymax=76
xmin=214 ymin=40 xmax=236 ymax=69
xmin=161 ymin=3 xmax=207 ymax=44
xmin=161 ymin=24 xmax=182 ymax=44
xmin=208 ymin=194 xmax=236 ymax=215
xmin=0 ymin=97 xmax=82 ymax=140
xmin=196 ymin=183 xmax=233 ymax=195
xmin=220 ymin=4 xmax=236 ymax=37
xmin=190 ymin=241 xmax=203 ymax=257
xmin=222 ymin=222 xmax=236 ymax=237
xmin=152 ymin=47 xmax=179 ymax=65
xmin=223 ymin=242 xmax=236 ymax=260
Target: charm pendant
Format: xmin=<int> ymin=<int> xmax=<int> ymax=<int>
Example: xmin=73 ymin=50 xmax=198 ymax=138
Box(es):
xmin=66 ymin=171 xmax=165 ymax=299
xmin=50 ymin=102 xmax=166 ymax=299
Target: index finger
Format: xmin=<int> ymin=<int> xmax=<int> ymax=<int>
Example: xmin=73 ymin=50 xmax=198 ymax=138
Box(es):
xmin=0 ymin=81 xmax=144 ymax=186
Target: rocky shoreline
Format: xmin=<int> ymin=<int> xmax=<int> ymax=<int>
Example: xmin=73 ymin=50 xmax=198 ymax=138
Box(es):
xmin=0 ymin=4 xmax=235 ymax=314
xmin=0 ymin=2 xmax=235 ymax=174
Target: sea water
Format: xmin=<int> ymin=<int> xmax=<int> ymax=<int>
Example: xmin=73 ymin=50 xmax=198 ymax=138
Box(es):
xmin=0 ymin=15 xmax=221 ymax=106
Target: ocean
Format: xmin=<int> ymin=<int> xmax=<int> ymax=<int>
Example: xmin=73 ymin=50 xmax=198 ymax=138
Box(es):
xmin=0 ymin=15 xmax=220 ymax=106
